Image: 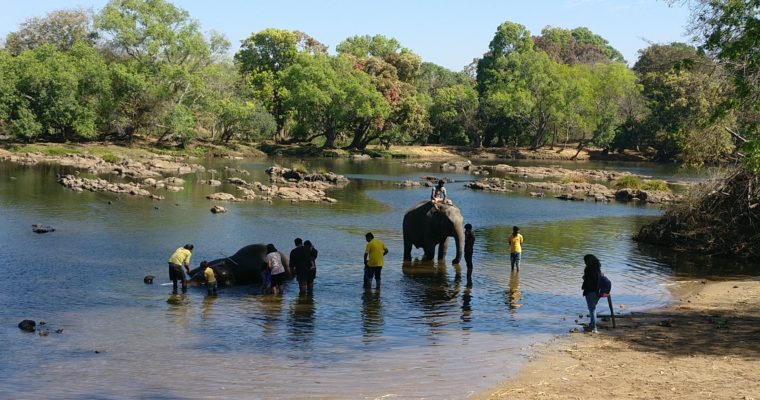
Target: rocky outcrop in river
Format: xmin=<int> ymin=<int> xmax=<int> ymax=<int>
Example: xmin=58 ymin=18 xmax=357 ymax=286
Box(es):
xmin=2 ymin=152 xmax=204 ymax=179
xmin=262 ymin=165 xmax=349 ymax=203
xmin=465 ymin=178 xmax=681 ymax=204
xmin=470 ymin=164 xmax=640 ymax=181
xmin=58 ymin=175 xmax=165 ymax=200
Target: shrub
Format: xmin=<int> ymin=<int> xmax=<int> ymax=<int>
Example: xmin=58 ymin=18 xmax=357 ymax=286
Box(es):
xmin=642 ymin=179 xmax=670 ymax=191
xmin=291 ymin=160 xmax=309 ymax=174
xmin=613 ymin=175 xmax=643 ymax=189
xmin=561 ymin=174 xmax=587 ymax=184
xmin=100 ymin=153 xmax=120 ymax=163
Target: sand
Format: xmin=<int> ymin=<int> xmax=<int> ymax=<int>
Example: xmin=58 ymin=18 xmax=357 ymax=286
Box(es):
xmin=476 ymin=280 xmax=760 ymax=400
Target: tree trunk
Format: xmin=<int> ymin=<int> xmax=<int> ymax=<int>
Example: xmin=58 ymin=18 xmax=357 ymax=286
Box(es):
xmin=323 ymin=119 xmax=337 ymax=149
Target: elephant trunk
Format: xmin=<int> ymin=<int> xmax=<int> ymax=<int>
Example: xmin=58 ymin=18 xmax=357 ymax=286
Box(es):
xmin=452 ymin=221 xmax=464 ymax=264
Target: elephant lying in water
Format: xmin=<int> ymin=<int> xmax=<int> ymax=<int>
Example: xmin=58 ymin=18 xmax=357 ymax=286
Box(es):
xmin=188 ymin=244 xmax=290 ymax=287
xmin=403 ymin=201 xmax=464 ymax=264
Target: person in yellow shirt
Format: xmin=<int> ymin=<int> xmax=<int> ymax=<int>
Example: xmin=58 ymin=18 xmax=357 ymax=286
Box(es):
xmin=168 ymin=244 xmax=193 ymax=293
xmin=509 ymin=226 xmax=524 ymax=272
xmin=202 ymin=261 xmax=217 ymax=296
xmin=363 ymin=232 xmax=388 ymax=290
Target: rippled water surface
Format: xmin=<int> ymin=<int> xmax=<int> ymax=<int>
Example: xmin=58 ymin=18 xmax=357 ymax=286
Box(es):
xmin=1 ymin=157 xmax=756 ymax=399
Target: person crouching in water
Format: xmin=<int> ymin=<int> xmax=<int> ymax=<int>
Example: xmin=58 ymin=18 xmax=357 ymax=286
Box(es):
xmin=202 ymin=261 xmax=217 ymax=296
xmin=266 ymin=244 xmax=286 ymax=295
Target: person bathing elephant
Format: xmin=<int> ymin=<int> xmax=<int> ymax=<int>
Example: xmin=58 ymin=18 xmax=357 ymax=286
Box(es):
xmin=188 ymin=244 xmax=290 ymax=287
xmin=402 ymin=200 xmax=464 ymax=264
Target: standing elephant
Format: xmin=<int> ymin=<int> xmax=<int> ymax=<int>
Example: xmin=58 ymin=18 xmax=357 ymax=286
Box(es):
xmin=188 ymin=244 xmax=290 ymax=287
xmin=403 ymin=201 xmax=464 ymax=264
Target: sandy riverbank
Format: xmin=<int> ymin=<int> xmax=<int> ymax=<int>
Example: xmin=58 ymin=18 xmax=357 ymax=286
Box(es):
xmin=476 ymin=279 xmax=760 ymax=399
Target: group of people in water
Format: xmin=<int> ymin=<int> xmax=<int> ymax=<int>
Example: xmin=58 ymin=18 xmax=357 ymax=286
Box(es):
xmin=166 ymin=179 xmax=610 ymax=333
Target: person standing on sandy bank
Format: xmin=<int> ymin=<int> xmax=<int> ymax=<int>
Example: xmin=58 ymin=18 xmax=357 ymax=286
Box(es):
xmin=581 ymin=254 xmax=602 ymax=333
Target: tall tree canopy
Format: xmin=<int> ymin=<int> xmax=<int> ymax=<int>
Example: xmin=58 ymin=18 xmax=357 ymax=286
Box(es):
xmin=534 ymin=26 xmax=626 ymax=65
xmin=687 ymin=0 xmax=760 ymax=169
xmin=4 ymin=8 xmax=95 ymax=56
xmin=235 ymin=28 xmax=327 ymax=141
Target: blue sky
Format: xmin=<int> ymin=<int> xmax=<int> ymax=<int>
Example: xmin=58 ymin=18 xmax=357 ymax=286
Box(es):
xmin=0 ymin=0 xmax=692 ymax=70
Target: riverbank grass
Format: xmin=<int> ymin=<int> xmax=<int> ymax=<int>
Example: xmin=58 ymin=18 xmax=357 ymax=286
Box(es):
xmin=613 ymin=175 xmax=670 ymax=191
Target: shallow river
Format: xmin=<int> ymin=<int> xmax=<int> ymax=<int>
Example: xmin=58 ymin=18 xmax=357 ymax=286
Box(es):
xmin=0 ymin=157 xmax=756 ymax=399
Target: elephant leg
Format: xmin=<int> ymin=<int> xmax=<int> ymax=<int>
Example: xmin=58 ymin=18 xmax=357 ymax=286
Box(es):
xmin=423 ymin=245 xmax=435 ymax=261
xmin=438 ymin=237 xmax=449 ymax=260
xmin=404 ymin=237 xmax=413 ymax=261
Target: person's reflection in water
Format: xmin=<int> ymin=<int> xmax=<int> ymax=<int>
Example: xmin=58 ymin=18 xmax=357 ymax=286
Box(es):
xmin=201 ymin=294 xmax=217 ymax=321
xmin=166 ymin=293 xmax=190 ymax=328
xmin=461 ymin=286 xmax=473 ymax=328
xmin=288 ymin=295 xmax=316 ymax=345
xmin=507 ymin=270 xmax=522 ymax=311
xmin=261 ymin=294 xmax=284 ymax=340
xmin=361 ymin=290 xmax=384 ymax=340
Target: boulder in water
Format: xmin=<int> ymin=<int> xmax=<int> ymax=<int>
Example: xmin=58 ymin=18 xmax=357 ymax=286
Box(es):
xmin=18 ymin=320 xmax=36 ymax=332
xmin=210 ymin=205 xmax=227 ymax=214
xmin=32 ymin=224 xmax=55 ymax=234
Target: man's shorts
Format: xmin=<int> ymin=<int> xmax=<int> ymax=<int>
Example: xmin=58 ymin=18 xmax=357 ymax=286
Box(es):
xmin=296 ymin=268 xmax=316 ymax=284
xmin=510 ymin=252 xmax=522 ymax=264
xmin=168 ymin=263 xmax=186 ymax=281
xmin=271 ymin=272 xmax=286 ymax=286
xmin=364 ymin=266 xmax=382 ymax=281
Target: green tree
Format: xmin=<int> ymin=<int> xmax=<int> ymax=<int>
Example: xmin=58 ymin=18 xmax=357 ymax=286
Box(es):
xmin=633 ymin=43 xmax=732 ymax=164
xmin=416 ymin=62 xmax=473 ymax=97
xmin=534 ymin=26 xmax=626 ymax=65
xmin=96 ymin=0 xmax=226 ymax=143
xmin=588 ymin=62 xmax=641 ymax=149
xmin=429 ymin=84 xmax=480 ymax=145
xmin=687 ymin=0 xmax=760 ymax=170
xmin=7 ymin=42 xmax=111 ymax=141
xmin=476 ymin=21 xmax=535 ymax=147
xmin=483 ymin=49 xmax=565 ymax=149
xmin=235 ymin=28 xmax=327 ymax=142
xmin=4 ymin=8 xmax=95 ymax=56
xmin=337 ymin=34 xmax=426 ymax=149
xmin=282 ymin=54 xmax=346 ymax=147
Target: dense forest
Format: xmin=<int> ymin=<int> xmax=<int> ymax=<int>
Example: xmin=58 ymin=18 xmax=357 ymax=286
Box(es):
xmin=0 ymin=0 xmax=756 ymax=168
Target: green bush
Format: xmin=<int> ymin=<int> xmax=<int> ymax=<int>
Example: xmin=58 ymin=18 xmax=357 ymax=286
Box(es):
xmin=291 ymin=160 xmax=309 ymax=173
xmin=100 ymin=153 xmax=120 ymax=163
xmin=613 ymin=175 xmax=643 ymax=189
xmin=560 ymin=174 xmax=587 ymax=184
xmin=642 ymin=179 xmax=670 ymax=191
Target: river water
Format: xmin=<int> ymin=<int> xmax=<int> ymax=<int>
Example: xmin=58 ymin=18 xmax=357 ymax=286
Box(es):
xmin=0 ymin=157 xmax=756 ymax=399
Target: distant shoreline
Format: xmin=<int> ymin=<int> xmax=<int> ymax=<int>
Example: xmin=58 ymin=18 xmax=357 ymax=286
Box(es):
xmin=475 ymin=279 xmax=760 ymax=399
xmin=0 ymin=140 xmax=655 ymax=163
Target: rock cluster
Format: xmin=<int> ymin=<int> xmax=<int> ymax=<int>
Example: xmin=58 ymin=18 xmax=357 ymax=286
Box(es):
xmin=210 ymin=205 xmax=228 ymax=214
xmin=58 ymin=175 xmax=165 ymax=200
xmin=261 ymin=165 xmax=349 ymax=203
xmin=1 ymin=152 xmax=204 ymax=179
xmin=32 ymin=224 xmax=55 ymax=233
xmin=440 ymin=160 xmax=472 ymax=171
xmin=470 ymin=164 xmax=638 ymax=182
xmin=465 ymin=178 xmax=681 ymax=204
